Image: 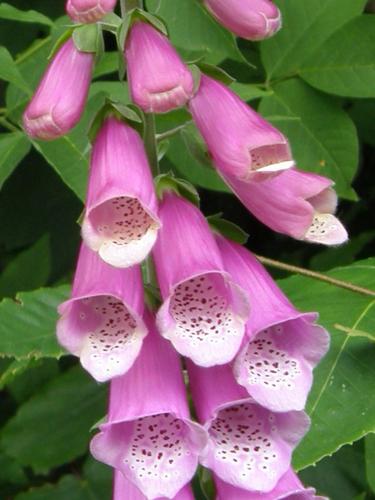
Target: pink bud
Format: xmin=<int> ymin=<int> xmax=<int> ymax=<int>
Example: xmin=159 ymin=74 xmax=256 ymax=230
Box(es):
xmin=189 ymin=75 xmax=294 ymax=181
xmin=66 ymin=0 xmax=117 ymax=23
xmin=23 ymin=39 xmax=94 ymax=140
xmin=204 ymin=0 xmax=281 ymax=40
xmin=125 ymin=21 xmax=194 ymax=113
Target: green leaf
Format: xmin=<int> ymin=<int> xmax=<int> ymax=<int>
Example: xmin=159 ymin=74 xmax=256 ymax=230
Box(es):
xmin=0 ymin=358 xmax=33 ymax=389
xmin=0 ymin=449 xmax=27 ymax=487
xmin=261 ymin=0 xmax=367 ymax=80
xmin=0 ymin=235 xmax=51 ymax=298
xmin=1 ymin=366 xmax=107 ymax=473
xmin=166 ymin=124 xmax=229 ymax=193
xmin=207 ymin=214 xmax=249 ymax=244
xmin=275 ymin=258 xmax=375 ymax=470
xmin=93 ymin=51 xmax=119 ymax=78
xmin=300 ymin=16 xmax=375 ymax=98
xmin=0 ymin=3 xmax=53 ymax=26
xmin=146 ymin=0 xmax=243 ymax=64
xmin=0 ymin=285 xmax=69 ymax=360
xmin=365 ymin=433 xmax=375 ymax=493
xmin=83 ymin=458 xmax=112 ymax=499
xmin=230 ymin=82 xmax=272 ymax=102
xmin=0 ymin=133 xmax=31 ymax=189
xmin=259 ymin=78 xmax=358 ymax=200
xmin=14 ymin=475 xmax=91 ymax=500
xmin=73 ymin=24 xmax=101 ymax=54
xmin=7 ymin=359 xmax=59 ymax=403
xmin=349 ymin=99 xmax=375 ymax=147
xmin=0 ymin=47 xmax=30 ymax=92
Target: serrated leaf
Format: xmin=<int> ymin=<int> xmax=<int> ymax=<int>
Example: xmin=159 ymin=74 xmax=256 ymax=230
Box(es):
xmin=259 ymin=78 xmax=358 ymax=200
xmin=0 ymin=132 xmax=31 ymax=189
xmin=0 ymin=358 xmax=33 ymax=389
xmin=14 ymin=475 xmax=91 ymax=500
xmin=0 ymin=3 xmax=53 ymax=27
xmin=274 ymin=258 xmax=375 ymax=470
xmin=0 ymin=47 xmax=30 ymax=93
xmin=0 ymin=285 xmax=69 ymax=360
xmin=0 ymin=235 xmax=51 ymax=298
xmin=300 ymin=16 xmax=375 ymax=98
xmin=261 ymin=0 xmax=367 ymax=80
xmin=1 ymin=366 xmax=107 ymax=473
xmin=146 ymin=0 xmax=243 ymax=64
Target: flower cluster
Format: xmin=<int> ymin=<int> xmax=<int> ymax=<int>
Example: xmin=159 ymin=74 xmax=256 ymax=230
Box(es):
xmin=23 ymin=0 xmax=345 ymax=498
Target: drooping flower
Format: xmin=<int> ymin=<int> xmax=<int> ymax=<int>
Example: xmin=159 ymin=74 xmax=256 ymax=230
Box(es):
xmin=153 ymin=192 xmax=250 ymax=367
xmin=125 ymin=21 xmax=194 ymax=113
xmin=66 ymin=0 xmax=117 ymax=23
xmin=91 ymin=312 xmax=207 ymax=500
xmin=223 ymin=167 xmax=348 ymax=245
xmin=216 ymin=236 xmax=329 ymax=412
xmin=204 ymin=0 xmax=281 ymax=40
xmin=215 ymin=468 xmax=327 ymax=499
xmin=187 ymin=362 xmax=310 ymax=493
xmin=23 ymin=38 xmax=94 ymax=140
xmin=81 ymin=116 xmax=161 ymax=268
xmin=57 ymin=244 xmax=147 ymax=382
xmin=189 ymin=75 xmax=294 ymax=181
xmin=113 ymin=470 xmax=195 ymax=499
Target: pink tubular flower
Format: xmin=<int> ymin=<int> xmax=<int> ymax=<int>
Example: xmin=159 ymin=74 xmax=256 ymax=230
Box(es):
xmin=56 ymin=244 xmax=147 ymax=382
xmin=153 ymin=192 xmax=250 ymax=367
xmin=66 ymin=0 xmax=117 ymax=23
xmin=23 ymin=38 xmax=94 ymax=140
xmin=189 ymin=75 xmax=294 ymax=181
xmin=114 ymin=470 xmax=195 ymax=499
xmin=204 ymin=0 xmax=281 ymax=40
xmin=187 ymin=362 xmax=310 ymax=493
xmin=125 ymin=21 xmax=194 ymax=113
xmin=223 ymin=167 xmax=348 ymax=245
xmin=81 ymin=116 xmax=161 ymax=268
xmin=91 ymin=312 xmax=207 ymax=500
xmin=215 ymin=468 xmax=327 ymax=499
xmin=216 ymin=236 xmax=329 ymax=412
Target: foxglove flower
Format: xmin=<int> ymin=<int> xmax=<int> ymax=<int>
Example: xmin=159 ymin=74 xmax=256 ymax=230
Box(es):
xmin=215 ymin=468 xmax=327 ymax=499
xmin=223 ymin=167 xmax=348 ymax=245
xmin=189 ymin=75 xmax=294 ymax=181
xmin=204 ymin=0 xmax=281 ymax=40
xmin=153 ymin=192 xmax=250 ymax=367
xmin=217 ymin=236 xmax=329 ymax=412
xmin=125 ymin=21 xmax=194 ymax=113
xmin=82 ymin=116 xmax=161 ymax=268
xmin=91 ymin=313 xmax=207 ymax=499
xmin=66 ymin=0 xmax=117 ymax=23
xmin=188 ymin=362 xmax=310 ymax=492
xmin=23 ymin=38 xmax=94 ymax=140
xmin=57 ymin=244 xmax=147 ymax=382
xmin=114 ymin=470 xmax=195 ymax=499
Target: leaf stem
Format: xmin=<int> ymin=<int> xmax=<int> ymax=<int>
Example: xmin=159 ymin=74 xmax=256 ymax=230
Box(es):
xmin=156 ymin=120 xmax=193 ymax=142
xmin=144 ymin=113 xmax=160 ymax=177
xmin=255 ymin=255 xmax=375 ymax=298
xmin=0 ymin=117 xmax=19 ymax=133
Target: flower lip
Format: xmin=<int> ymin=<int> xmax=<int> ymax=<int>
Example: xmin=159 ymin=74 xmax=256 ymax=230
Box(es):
xmin=91 ymin=411 xmax=207 ymax=499
xmin=200 ymin=397 xmax=310 ymax=493
xmin=82 ymin=195 xmax=161 ymax=269
xmin=157 ymin=270 xmax=250 ymax=367
xmin=57 ymin=292 xmax=147 ymax=382
xmin=23 ymin=111 xmax=63 ymax=140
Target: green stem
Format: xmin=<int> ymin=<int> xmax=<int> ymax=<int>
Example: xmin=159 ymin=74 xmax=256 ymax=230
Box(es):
xmin=156 ymin=120 xmax=193 ymax=142
xmin=144 ymin=113 xmax=160 ymax=177
xmin=0 ymin=117 xmax=19 ymax=133
xmin=255 ymin=255 xmax=375 ymax=298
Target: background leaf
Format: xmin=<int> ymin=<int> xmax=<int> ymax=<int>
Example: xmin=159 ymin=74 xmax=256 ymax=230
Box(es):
xmin=0 ymin=3 xmax=53 ymax=26
xmin=0 ymin=132 xmax=31 ymax=189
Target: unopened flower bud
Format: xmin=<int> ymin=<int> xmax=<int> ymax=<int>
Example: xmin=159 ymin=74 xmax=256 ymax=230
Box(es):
xmin=66 ymin=0 xmax=117 ymax=23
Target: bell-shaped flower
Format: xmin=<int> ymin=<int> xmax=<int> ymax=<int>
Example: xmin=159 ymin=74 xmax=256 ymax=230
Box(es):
xmin=23 ymin=38 xmax=94 ymax=140
xmin=217 ymin=236 xmax=330 ymax=412
xmin=113 ymin=470 xmax=195 ymax=499
xmin=56 ymin=244 xmax=147 ymax=382
xmin=215 ymin=468 xmax=327 ymax=499
xmin=153 ymin=192 xmax=250 ymax=367
xmin=82 ymin=116 xmax=161 ymax=268
xmin=125 ymin=21 xmax=194 ymax=113
xmin=91 ymin=312 xmax=207 ymax=500
xmin=189 ymin=75 xmax=294 ymax=181
xmin=224 ymin=167 xmax=348 ymax=245
xmin=204 ymin=0 xmax=281 ymax=40
xmin=66 ymin=0 xmax=117 ymax=23
xmin=187 ymin=362 xmax=310 ymax=493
